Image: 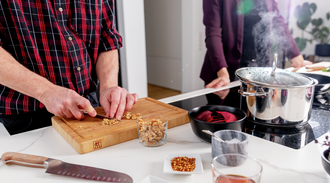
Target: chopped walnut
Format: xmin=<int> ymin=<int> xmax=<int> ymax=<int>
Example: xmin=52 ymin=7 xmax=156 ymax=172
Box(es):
xmin=138 ymin=118 xmax=167 ymax=146
xmin=131 ymin=114 xmax=137 ymax=120
xmin=101 ymin=118 xmax=120 ymax=126
xmin=123 ymin=112 xmax=142 ymax=120
xmin=123 ymin=112 xmax=132 ymax=119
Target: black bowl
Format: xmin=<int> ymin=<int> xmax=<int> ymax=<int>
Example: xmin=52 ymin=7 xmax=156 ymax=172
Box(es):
xmin=322 ymin=149 xmax=330 ymax=175
xmin=300 ymin=73 xmax=330 ymax=93
xmin=188 ymin=105 xmax=246 ymax=142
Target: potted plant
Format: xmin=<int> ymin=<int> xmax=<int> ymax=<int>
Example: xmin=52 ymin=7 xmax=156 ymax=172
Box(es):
xmin=293 ymin=2 xmax=316 ymax=52
xmin=311 ymin=12 xmax=330 ymax=56
xmin=294 ymin=2 xmax=330 ymax=56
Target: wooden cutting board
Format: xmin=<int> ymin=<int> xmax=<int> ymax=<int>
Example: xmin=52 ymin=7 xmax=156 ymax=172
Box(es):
xmin=305 ymin=61 xmax=330 ymax=71
xmin=52 ymin=97 xmax=189 ymax=154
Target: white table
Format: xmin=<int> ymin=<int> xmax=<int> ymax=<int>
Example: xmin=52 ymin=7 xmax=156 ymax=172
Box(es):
xmin=0 ymin=120 xmax=329 ymax=183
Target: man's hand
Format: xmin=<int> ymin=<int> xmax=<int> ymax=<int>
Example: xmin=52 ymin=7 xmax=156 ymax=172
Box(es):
xmin=205 ymin=67 xmax=230 ymax=99
xmin=38 ymin=85 xmax=96 ymax=120
xmin=99 ymin=86 xmax=138 ymax=120
xmin=291 ymin=55 xmax=313 ymax=68
xmin=95 ymin=50 xmax=139 ymax=120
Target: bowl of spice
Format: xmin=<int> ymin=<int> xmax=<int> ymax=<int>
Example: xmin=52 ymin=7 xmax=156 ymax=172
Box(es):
xmin=322 ymin=149 xmax=330 ymax=175
xmin=136 ymin=115 xmax=168 ymax=147
xmin=163 ymin=154 xmax=203 ymax=174
xmin=188 ymin=105 xmax=246 ymax=142
xmin=315 ymin=135 xmax=330 ymax=175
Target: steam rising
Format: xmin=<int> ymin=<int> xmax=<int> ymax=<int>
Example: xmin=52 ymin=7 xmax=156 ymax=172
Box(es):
xmin=249 ymin=1 xmax=292 ymax=67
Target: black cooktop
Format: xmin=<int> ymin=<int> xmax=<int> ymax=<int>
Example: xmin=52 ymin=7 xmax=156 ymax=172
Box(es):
xmin=169 ymin=93 xmax=330 ymax=150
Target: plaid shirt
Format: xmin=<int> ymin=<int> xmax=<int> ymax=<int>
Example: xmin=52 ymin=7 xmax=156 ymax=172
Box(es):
xmin=0 ymin=0 xmax=122 ymax=115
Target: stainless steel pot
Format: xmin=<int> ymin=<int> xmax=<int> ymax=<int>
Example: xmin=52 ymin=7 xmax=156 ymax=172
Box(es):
xmin=235 ymin=66 xmax=318 ymax=125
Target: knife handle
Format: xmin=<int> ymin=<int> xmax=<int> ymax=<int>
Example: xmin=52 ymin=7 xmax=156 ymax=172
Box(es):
xmin=1 ymin=152 xmax=49 ymax=168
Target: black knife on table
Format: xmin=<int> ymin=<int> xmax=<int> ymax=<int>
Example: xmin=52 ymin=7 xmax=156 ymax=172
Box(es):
xmin=1 ymin=152 xmax=133 ymax=183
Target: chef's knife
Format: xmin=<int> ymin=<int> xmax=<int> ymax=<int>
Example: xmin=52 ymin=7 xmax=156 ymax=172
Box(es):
xmin=1 ymin=152 xmax=132 ymax=183
xmin=81 ymin=110 xmax=116 ymax=120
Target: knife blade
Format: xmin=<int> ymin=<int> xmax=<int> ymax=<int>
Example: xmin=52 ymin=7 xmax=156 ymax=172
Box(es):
xmin=1 ymin=152 xmax=132 ymax=183
xmin=81 ymin=110 xmax=116 ymax=120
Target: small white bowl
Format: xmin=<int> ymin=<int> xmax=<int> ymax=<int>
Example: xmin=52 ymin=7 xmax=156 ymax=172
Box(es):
xmin=163 ymin=154 xmax=203 ymax=174
xmin=139 ymin=175 xmax=172 ymax=183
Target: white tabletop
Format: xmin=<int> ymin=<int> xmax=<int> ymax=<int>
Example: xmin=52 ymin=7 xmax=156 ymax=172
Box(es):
xmin=0 ymin=122 xmax=329 ymax=183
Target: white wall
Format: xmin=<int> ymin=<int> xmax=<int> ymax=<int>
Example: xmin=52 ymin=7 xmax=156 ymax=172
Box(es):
xmin=144 ymin=0 xmax=182 ymax=91
xmin=288 ymin=0 xmax=330 ymax=56
xmin=181 ymin=0 xmax=206 ymax=93
xmin=144 ymin=0 xmax=205 ymax=93
xmin=117 ymin=0 xmax=148 ymax=98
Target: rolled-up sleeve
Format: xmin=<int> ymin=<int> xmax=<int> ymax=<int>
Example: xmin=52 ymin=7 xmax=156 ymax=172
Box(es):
xmin=203 ymin=0 xmax=228 ymax=72
xmin=99 ymin=0 xmax=123 ymax=52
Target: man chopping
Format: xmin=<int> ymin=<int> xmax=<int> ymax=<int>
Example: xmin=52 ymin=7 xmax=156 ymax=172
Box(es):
xmin=0 ymin=0 xmax=138 ymax=135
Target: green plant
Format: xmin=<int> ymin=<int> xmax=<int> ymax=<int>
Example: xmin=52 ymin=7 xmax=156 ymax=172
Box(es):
xmin=294 ymin=2 xmax=330 ymax=51
xmin=310 ymin=12 xmax=330 ymax=44
xmin=294 ymin=2 xmax=316 ymax=51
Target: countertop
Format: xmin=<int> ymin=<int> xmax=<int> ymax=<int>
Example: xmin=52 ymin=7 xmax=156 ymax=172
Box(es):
xmin=1 ymin=66 xmax=330 ymax=183
xmin=0 ymin=121 xmax=329 ymax=183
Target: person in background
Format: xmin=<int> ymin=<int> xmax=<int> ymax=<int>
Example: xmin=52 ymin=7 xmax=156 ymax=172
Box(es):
xmin=200 ymin=0 xmax=312 ymax=105
xmin=0 ymin=0 xmax=138 ymax=135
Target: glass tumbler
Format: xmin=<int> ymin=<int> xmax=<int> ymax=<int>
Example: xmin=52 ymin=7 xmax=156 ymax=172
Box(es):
xmin=212 ymin=130 xmax=248 ymax=158
xmin=211 ymin=154 xmax=262 ymax=183
xmin=136 ymin=115 xmax=168 ymax=147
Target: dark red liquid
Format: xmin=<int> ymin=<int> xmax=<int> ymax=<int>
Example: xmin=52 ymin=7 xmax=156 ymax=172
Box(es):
xmin=216 ymin=174 xmax=256 ymax=183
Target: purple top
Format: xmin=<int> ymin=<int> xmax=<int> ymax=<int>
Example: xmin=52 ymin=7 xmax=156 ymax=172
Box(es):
xmin=200 ymin=0 xmax=300 ymax=84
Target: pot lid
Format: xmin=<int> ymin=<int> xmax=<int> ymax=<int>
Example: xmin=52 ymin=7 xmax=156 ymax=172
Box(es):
xmin=235 ymin=67 xmax=314 ymax=87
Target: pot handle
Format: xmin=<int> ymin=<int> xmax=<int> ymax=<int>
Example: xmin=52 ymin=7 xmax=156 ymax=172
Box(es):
xmin=238 ymin=90 xmax=269 ymax=97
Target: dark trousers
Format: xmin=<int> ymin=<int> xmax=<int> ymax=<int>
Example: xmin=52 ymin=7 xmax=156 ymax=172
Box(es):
xmin=0 ymin=108 xmax=54 ymax=135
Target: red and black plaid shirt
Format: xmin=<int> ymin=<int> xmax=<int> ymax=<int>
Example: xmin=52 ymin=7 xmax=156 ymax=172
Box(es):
xmin=0 ymin=0 xmax=122 ymax=115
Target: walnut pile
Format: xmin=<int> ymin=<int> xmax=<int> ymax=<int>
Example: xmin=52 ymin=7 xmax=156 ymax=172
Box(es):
xmin=100 ymin=112 xmax=142 ymax=126
xmin=123 ymin=112 xmax=142 ymax=120
xmin=138 ymin=118 xmax=166 ymax=146
xmin=171 ymin=156 xmax=196 ymax=172
xmin=101 ymin=118 xmax=120 ymax=126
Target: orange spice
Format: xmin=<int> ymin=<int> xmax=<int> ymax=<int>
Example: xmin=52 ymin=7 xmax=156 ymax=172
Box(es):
xmin=171 ymin=156 xmax=196 ymax=172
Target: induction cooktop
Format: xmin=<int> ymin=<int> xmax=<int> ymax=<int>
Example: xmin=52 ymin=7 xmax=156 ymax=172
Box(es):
xmin=169 ymin=92 xmax=330 ymax=149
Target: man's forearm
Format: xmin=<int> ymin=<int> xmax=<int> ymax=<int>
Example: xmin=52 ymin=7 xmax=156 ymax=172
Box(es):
xmin=0 ymin=47 xmax=55 ymax=101
xmin=95 ymin=49 xmax=119 ymax=93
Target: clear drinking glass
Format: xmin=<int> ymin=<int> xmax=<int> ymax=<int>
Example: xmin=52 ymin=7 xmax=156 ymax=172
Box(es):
xmin=212 ymin=130 xmax=249 ymax=158
xmin=211 ymin=154 xmax=262 ymax=183
xmin=136 ymin=115 xmax=168 ymax=147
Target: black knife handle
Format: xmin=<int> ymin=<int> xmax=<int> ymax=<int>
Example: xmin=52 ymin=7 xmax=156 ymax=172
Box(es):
xmin=1 ymin=152 xmax=49 ymax=168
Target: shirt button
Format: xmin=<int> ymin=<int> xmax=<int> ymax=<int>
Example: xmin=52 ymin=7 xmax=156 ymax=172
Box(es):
xmin=77 ymin=67 xmax=81 ymax=71
xmin=68 ymin=37 xmax=72 ymax=41
xmin=58 ymin=7 xmax=63 ymax=12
